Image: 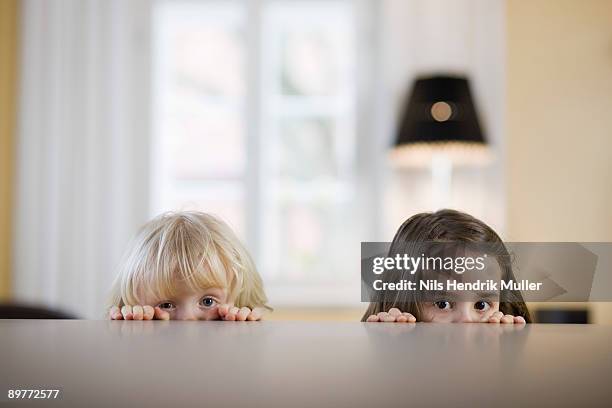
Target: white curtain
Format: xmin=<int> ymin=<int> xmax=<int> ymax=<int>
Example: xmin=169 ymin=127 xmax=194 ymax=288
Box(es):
xmin=14 ymin=0 xmax=152 ymax=318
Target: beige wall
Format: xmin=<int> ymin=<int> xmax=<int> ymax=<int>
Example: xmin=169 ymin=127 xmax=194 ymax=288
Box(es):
xmin=506 ymin=0 xmax=612 ymax=323
xmin=0 ymin=0 xmax=18 ymax=300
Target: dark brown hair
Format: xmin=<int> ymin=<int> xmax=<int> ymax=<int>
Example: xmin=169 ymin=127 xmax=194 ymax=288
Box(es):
xmin=361 ymin=209 xmax=532 ymax=322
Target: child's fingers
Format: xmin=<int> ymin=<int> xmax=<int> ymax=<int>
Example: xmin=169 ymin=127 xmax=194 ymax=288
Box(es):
xmin=247 ymin=307 xmax=265 ymax=321
xmin=154 ymin=306 xmax=170 ymax=320
xmin=488 ymin=311 xmax=503 ymax=323
xmin=402 ymin=312 xmax=417 ymax=323
xmin=143 ymin=305 xmax=155 ymax=320
xmin=377 ymin=311 xmax=399 ymax=322
xmin=376 ymin=312 xmax=389 ymax=321
xmin=366 ymin=314 xmax=379 ymax=322
xmin=514 ymin=315 xmax=526 ymax=324
xmin=396 ymin=315 xmax=408 ymax=323
xmin=236 ymin=307 xmax=251 ymax=321
xmin=109 ymin=306 xmax=122 ymax=320
xmin=500 ymin=314 xmax=514 ymax=324
xmin=218 ymin=304 xmax=231 ymax=317
xmin=224 ymin=306 xmax=240 ymax=321
xmin=228 ymin=306 xmax=240 ymax=320
xmin=132 ymin=305 xmax=144 ymax=320
xmin=247 ymin=310 xmax=262 ymax=321
xmin=388 ymin=308 xmax=402 ymax=317
xmin=121 ymin=305 xmax=133 ymax=320
xmin=383 ymin=314 xmax=397 ymax=322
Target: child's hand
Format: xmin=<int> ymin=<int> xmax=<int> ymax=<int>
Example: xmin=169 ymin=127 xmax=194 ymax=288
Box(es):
xmin=365 ymin=308 xmax=417 ymax=323
xmin=217 ymin=304 xmax=265 ymax=321
xmin=487 ymin=311 xmax=526 ymax=324
xmin=108 ymin=305 xmax=170 ymax=321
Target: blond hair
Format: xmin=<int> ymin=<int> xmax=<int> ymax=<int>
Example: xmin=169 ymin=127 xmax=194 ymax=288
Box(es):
xmin=108 ymin=211 xmax=269 ymax=311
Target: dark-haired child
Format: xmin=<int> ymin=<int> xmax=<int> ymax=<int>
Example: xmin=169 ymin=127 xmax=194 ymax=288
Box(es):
xmin=363 ymin=209 xmax=530 ymax=324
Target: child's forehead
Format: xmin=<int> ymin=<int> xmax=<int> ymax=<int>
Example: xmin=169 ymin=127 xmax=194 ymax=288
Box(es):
xmin=463 ymin=258 xmax=502 ymax=278
xmin=137 ymin=280 xmax=227 ymax=303
xmin=170 ymin=280 xmax=225 ymax=296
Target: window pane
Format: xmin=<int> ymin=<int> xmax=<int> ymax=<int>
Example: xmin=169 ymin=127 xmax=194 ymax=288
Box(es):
xmin=166 ymin=184 xmax=246 ymax=239
xmin=275 ymin=201 xmax=357 ymax=284
xmin=173 ymin=25 xmax=245 ymax=98
xmin=281 ymin=31 xmax=338 ymax=96
xmin=159 ymin=4 xmax=246 ymax=180
xmin=279 ymin=118 xmax=337 ymax=181
xmin=170 ymin=106 xmax=245 ymax=180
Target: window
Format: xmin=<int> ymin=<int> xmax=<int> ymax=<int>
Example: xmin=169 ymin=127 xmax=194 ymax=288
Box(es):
xmin=152 ymin=2 xmax=247 ymax=234
xmin=152 ymin=0 xmax=372 ymax=305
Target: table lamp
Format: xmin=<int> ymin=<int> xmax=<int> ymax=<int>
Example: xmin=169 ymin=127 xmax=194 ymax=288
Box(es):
xmin=390 ymin=75 xmax=490 ymax=207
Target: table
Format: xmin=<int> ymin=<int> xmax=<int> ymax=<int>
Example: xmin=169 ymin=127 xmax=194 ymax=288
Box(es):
xmin=1 ymin=320 xmax=611 ymax=407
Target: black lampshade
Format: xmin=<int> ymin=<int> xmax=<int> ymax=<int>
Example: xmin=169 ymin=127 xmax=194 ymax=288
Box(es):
xmin=391 ymin=75 xmax=489 ymax=166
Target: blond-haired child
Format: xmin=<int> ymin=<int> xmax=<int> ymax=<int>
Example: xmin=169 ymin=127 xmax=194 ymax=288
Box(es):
xmin=108 ymin=211 xmax=269 ymax=321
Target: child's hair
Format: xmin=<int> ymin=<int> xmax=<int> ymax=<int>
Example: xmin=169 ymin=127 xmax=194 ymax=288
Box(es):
xmin=108 ymin=211 xmax=269 ymax=311
xmin=361 ymin=209 xmax=531 ymax=322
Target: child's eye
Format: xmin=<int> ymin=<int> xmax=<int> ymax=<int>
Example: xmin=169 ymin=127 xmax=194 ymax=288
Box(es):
xmin=434 ymin=300 xmax=452 ymax=310
xmin=199 ymin=296 xmax=216 ymax=308
xmin=474 ymin=300 xmax=491 ymax=311
xmin=157 ymin=302 xmax=175 ymax=310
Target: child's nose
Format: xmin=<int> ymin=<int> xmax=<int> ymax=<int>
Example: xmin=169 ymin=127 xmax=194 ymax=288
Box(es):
xmin=177 ymin=307 xmax=197 ymax=321
xmin=454 ymin=305 xmax=475 ymax=323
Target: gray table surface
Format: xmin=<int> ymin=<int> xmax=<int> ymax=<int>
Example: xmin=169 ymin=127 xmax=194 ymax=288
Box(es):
xmin=1 ymin=320 xmax=611 ymax=407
